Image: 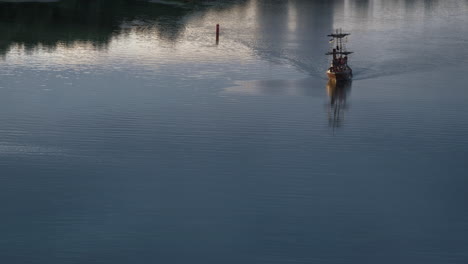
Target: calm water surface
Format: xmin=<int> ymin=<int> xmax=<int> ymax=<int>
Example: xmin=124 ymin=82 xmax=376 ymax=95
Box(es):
xmin=1 ymin=0 xmax=468 ymax=263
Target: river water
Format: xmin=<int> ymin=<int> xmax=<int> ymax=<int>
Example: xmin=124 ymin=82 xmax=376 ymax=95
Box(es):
xmin=1 ymin=0 xmax=468 ymax=263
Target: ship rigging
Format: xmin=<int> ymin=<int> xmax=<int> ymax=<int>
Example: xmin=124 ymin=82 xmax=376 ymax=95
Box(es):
xmin=326 ymin=29 xmax=353 ymax=81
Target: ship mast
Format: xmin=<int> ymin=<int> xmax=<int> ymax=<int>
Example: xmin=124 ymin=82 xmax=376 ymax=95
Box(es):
xmin=326 ymin=28 xmax=353 ymax=56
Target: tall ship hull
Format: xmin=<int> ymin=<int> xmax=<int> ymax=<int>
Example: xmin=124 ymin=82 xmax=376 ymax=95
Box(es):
xmin=326 ymin=67 xmax=353 ymax=81
xmin=326 ymin=29 xmax=353 ymax=81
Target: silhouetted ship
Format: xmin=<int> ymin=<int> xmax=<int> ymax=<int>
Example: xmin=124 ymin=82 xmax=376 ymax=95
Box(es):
xmin=326 ymin=29 xmax=353 ymax=81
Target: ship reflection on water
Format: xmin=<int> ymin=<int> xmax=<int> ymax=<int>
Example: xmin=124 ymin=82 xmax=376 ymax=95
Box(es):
xmin=327 ymin=79 xmax=352 ymax=129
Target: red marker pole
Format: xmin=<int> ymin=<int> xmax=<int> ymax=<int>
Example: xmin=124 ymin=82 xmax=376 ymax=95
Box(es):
xmin=216 ymin=24 xmax=220 ymax=44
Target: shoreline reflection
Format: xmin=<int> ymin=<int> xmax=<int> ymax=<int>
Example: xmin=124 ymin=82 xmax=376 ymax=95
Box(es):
xmin=0 ymin=0 xmax=247 ymax=57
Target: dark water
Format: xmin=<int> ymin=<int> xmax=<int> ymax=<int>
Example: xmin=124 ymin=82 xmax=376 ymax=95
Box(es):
xmin=1 ymin=0 xmax=468 ymax=263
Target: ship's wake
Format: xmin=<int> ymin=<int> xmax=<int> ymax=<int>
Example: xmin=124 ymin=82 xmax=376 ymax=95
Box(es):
xmin=350 ymin=57 xmax=441 ymax=81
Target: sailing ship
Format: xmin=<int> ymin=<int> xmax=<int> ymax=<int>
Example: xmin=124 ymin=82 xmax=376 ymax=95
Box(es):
xmin=326 ymin=29 xmax=353 ymax=81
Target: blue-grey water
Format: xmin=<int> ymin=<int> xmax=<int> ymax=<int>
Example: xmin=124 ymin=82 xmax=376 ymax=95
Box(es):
xmin=1 ymin=0 xmax=468 ymax=263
